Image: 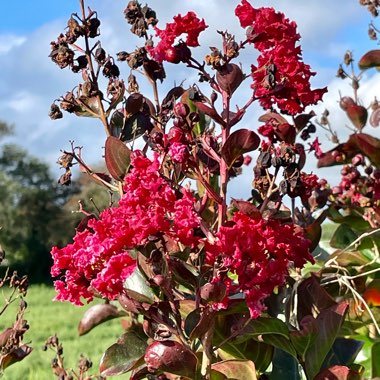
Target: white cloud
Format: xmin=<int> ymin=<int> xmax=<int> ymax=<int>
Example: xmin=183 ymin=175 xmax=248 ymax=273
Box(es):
xmin=0 ymin=34 xmax=26 ymax=55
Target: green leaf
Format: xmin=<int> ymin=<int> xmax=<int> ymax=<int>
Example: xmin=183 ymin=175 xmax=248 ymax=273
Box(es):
xmin=110 ymin=110 xmax=124 ymax=138
xmin=210 ymin=369 xmax=228 ymax=379
xmin=104 ymin=136 xmax=131 ymax=181
xmin=304 ymin=302 xmax=349 ymax=380
xmin=99 ymin=327 xmax=147 ymax=376
xmin=235 ymin=317 xmax=297 ymax=358
xmin=270 ymin=349 xmax=301 ymax=380
xmin=78 ymin=304 xmax=124 ymax=336
xmin=289 ymin=316 xmax=318 ymax=361
xmin=124 ymin=267 xmax=156 ymax=304
xmin=211 ymin=360 xmax=257 ymax=380
xmin=322 ymin=338 xmax=364 ymax=368
xmin=120 ymin=112 xmax=153 ymax=142
xmin=372 ymin=341 xmax=380 ymax=378
xmin=330 ymin=224 xmax=358 ymax=249
xmin=217 ymin=340 xmax=273 ymax=373
xmin=221 ymin=129 xmax=260 ymax=169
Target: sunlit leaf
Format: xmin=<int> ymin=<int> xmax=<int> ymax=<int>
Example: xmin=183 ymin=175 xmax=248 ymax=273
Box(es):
xmin=358 ymin=49 xmax=380 ymax=70
xmin=235 ymin=317 xmax=297 ymax=358
xmin=304 ymin=302 xmax=349 ymax=380
xmin=99 ymin=327 xmax=147 ymax=376
xmin=221 ymin=129 xmax=260 ymax=169
xmin=211 ymin=359 xmax=257 ymax=380
xmin=104 ymin=136 xmax=131 ymax=181
xmin=78 ymin=304 xmax=124 ymax=336
xmin=124 ymin=267 xmax=156 ymax=304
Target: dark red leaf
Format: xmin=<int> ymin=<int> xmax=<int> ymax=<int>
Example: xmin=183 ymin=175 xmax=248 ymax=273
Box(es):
xmin=100 ymin=327 xmax=147 ymax=376
xmin=105 ymin=136 xmax=131 ymax=181
xmin=345 ymin=105 xmax=368 ymax=130
xmin=231 ymin=199 xmax=261 ymax=218
xmin=193 ymin=101 xmax=225 ymax=126
xmin=0 ymin=345 xmax=32 ymax=370
xmin=258 ymin=112 xmax=288 ymax=125
xmin=294 ymin=111 xmax=316 ymax=132
xmin=216 ymin=63 xmax=244 ymax=96
xmin=221 ymin=129 xmax=260 ymax=168
xmin=78 ymin=304 xmax=124 ymax=336
xmin=314 ymin=365 xmax=361 ymax=380
xmin=358 ymin=49 xmax=380 ymax=70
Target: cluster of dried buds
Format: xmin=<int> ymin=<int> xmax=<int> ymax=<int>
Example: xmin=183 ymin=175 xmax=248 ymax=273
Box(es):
xmin=49 ymin=11 xmax=100 ymax=70
xmin=359 ymin=0 xmax=380 ymax=16
xmin=57 ymin=151 xmax=74 ymax=186
xmin=43 ymin=335 xmax=104 ymax=380
xmin=0 ymin=269 xmax=31 ymax=372
xmin=49 ymin=7 xmax=125 ymax=122
xmin=123 ymin=0 xmax=158 ymax=38
xmin=331 ymin=155 xmax=380 ymax=227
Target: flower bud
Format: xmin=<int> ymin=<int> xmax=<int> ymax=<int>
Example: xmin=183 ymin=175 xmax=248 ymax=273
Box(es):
xmin=168 ymin=127 xmax=184 ymax=143
xmin=165 ymin=47 xmax=181 ymax=64
xmin=144 ymin=340 xmax=197 ymax=378
xmin=177 ymin=42 xmax=191 ymax=62
xmin=189 ymin=111 xmax=200 ymax=124
xmin=352 ymin=154 xmax=364 ymax=166
xmin=173 ymin=102 xmax=190 ymax=118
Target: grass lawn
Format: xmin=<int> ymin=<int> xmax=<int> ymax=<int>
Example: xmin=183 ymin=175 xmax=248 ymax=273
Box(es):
xmin=0 ymin=284 xmax=126 ymax=379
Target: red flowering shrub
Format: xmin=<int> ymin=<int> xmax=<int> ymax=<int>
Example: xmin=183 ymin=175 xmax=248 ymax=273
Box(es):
xmin=215 ymin=212 xmax=312 ymax=318
xmin=51 ymin=152 xmax=201 ymax=305
xmin=235 ymin=0 xmax=327 ymax=114
xmin=148 ymin=11 xmax=207 ymax=62
xmin=48 ymin=0 xmax=378 ymax=378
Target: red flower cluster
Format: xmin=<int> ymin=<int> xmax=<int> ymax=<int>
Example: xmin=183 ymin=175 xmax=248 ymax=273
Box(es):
xmin=51 ymin=152 xmax=201 ymax=305
xmin=299 ymin=172 xmax=320 ymax=205
xmin=148 ymin=11 xmax=207 ymax=62
xmin=235 ymin=0 xmax=327 ymax=115
xmin=216 ymin=212 xmax=312 ymax=318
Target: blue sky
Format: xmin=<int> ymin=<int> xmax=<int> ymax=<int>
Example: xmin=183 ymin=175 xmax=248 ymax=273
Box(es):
xmin=0 ymin=0 xmax=379 ymax=193
xmin=0 ymin=1 xmax=78 ymax=33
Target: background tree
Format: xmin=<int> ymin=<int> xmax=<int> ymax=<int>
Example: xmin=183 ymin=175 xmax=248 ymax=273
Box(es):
xmin=0 ymin=122 xmax=79 ymax=282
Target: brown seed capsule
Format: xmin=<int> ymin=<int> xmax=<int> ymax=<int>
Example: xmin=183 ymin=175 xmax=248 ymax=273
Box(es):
xmin=49 ymin=104 xmax=63 ymax=120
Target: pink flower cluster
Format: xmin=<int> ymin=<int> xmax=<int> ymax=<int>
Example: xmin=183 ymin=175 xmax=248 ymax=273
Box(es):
xmin=148 ymin=11 xmax=207 ymax=62
xmin=215 ymin=212 xmax=312 ymax=318
xmin=235 ymin=0 xmax=327 ymax=115
xmin=51 ymin=152 xmax=200 ymax=305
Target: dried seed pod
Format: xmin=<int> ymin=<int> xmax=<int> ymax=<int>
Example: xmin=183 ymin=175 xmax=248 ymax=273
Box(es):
xmin=49 ymin=104 xmax=63 ymax=120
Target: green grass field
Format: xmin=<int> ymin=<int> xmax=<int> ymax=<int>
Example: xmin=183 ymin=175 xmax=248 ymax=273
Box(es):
xmin=0 ymin=285 xmax=126 ymax=379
